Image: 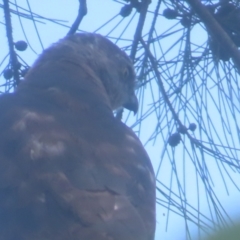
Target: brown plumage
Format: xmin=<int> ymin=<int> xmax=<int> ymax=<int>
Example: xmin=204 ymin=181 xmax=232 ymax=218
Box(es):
xmin=0 ymin=33 xmax=156 ymax=240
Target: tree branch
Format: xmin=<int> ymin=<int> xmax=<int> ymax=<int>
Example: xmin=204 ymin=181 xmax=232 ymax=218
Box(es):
xmin=67 ymin=0 xmax=87 ymax=36
xmin=3 ymin=0 xmax=20 ymax=87
xmin=130 ymin=0 xmax=151 ymax=60
xmin=186 ymin=0 xmax=240 ymax=70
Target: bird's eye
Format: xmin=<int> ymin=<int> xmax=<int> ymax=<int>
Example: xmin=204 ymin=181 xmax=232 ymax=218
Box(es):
xmin=123 ymin=66 xmax=133 ymax=79
xmin=123 ymin=67 xmax=129 ymax=78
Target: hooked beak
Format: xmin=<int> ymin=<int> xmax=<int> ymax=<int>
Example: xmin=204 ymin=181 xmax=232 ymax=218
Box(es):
xmin=123 ymin=94 xmax=138 ymax=115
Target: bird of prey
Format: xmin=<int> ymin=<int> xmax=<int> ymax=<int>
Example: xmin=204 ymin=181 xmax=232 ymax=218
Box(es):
xmin=0 ymin=33 xmax=156 ymax=240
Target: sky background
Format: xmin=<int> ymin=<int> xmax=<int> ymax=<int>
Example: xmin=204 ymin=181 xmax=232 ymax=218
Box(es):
xmin=1 ymin=1 xmax=240 ymax=239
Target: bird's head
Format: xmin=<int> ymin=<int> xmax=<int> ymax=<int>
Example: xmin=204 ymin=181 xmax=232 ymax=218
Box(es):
xmin=64 ymin=33 xmax=139 ymax=114
xmin=23 ymin=33 xmax=138 ymax=114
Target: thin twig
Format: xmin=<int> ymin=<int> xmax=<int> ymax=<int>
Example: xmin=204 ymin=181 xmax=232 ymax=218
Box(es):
xmin=67 ymin=0 xmax=87 ymax=36
xmin=138 ymin=0 xmax=161 ymax=81
xmin=186 ymin=0 xmax=240 ymax=71
xmin=140 ymin=38 xmax=185 ymax=130
xmin=3 ymin=0 xmax=20 ymax=87
xmin=130 ymin=0 xmax=151 ymax=60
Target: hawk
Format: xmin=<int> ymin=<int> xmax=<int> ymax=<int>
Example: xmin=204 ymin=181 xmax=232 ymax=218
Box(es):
xmin=0 ymin=33 xmax=156 ymax=240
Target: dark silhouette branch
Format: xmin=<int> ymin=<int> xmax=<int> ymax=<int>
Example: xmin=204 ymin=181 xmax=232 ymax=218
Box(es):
xmin=138 ymin=0 xmax=161 ymax=82
xmin=130 ymin=0 xmax=151 ymax=60
xmin=67 ymin=0 xmax=87 ymax=36
xmin=3 ymin=0 xmax=20 ymax=87
xmin=186 ymin=0 xmax=240 ymax=71
xmin=140 ymin=38 xmax=185 ymax=130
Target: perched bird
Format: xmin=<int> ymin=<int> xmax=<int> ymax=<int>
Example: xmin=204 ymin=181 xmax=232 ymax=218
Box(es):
xmin=0 ymin=33 xmax=156 ymax=240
